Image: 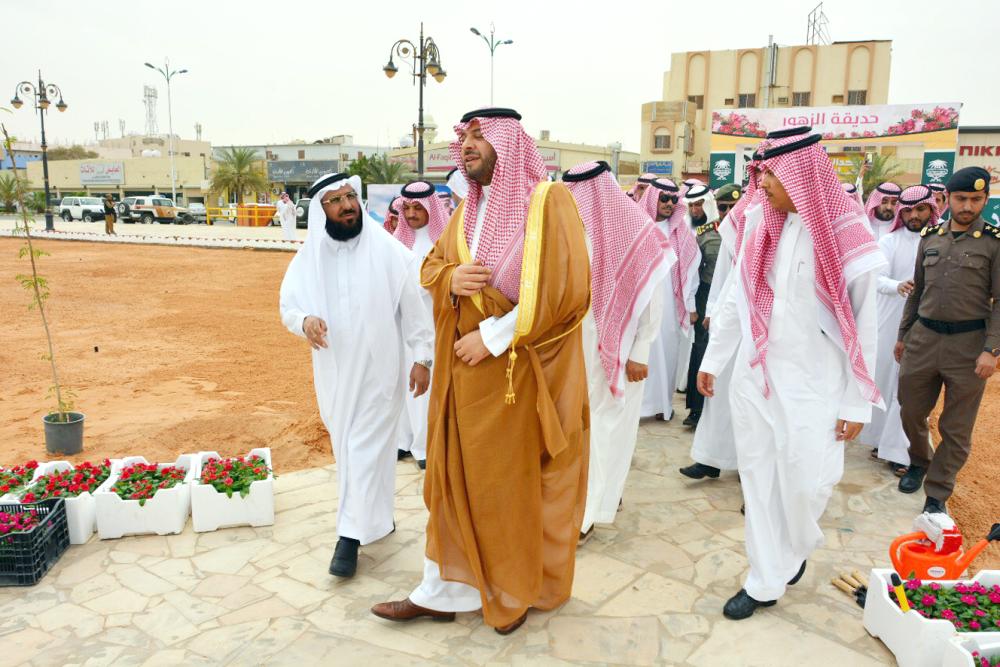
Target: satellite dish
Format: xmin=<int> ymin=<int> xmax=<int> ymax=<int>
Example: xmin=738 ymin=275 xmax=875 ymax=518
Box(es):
xmin=398 ymin=136 xmax=414 ymax=148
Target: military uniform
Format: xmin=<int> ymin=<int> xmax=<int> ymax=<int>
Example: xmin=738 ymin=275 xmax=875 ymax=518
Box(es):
xmin=685 ymin=219 xmax=722 ymax=418
xmin=897 ymin=167 xmax=1000 ymax=508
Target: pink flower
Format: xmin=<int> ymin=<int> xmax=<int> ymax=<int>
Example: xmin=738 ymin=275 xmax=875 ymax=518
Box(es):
xmin=942 ymin=609 xmax=957 ymax=620
xmin=961 ymin=594 xmax=978 ymax=606
xmin=906 ymin=579 xmax=922 ymax=590
xmin=989 ymin=592 xmax=1000 ymax=604
xmin=975 ymin=609 xmax=988 ymax=617
xmin=921 ymin=595 xmax=937 ymax=606
xmin=954 ymin=620 xmax=965 ymax=628
xmin=956 ymin=584 xmax=969 ymax=594
xmin=930 ymin=583 xmax=942 ymax=591
xmin=969 ymin=621 xmax=982 ymax=630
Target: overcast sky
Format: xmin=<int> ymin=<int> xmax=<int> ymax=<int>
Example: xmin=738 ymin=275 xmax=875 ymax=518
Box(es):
xmin=2 ymin=0 xmax=995 ymax=153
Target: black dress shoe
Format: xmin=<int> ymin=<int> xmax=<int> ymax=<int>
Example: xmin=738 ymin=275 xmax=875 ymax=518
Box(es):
xmin=329 ymin=537 xmax=360 ymax=578
xmin=417 ymin=459 xmax=426 ymax=470
xmin=397 ymin=449 xmax=413 ymax=461
xmin=788 ymin=561 xmax=806 ymax=586
xmin=682 ymin=412 xmax=701 ymax=427
xmin=679 ymin=462 xmax=720 ymax=480
xmin=923 ymin=496 xmax=948 ymax=515
xmin=898 ymin=465 xmax=926 ymax=494
xmin=723 ymin=589 xmax=776 ymax=620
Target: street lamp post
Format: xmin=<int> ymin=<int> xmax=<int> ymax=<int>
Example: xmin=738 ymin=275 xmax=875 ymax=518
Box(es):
xmin=383 ymin=23 xmax=446 ymax=178
xmin=470 ymin=24 xmax=513 ymax=105
xmin=144 ymin=58 xmax=188 ymax=202
xmin=10 ymin=72 xmax=68 ymax=231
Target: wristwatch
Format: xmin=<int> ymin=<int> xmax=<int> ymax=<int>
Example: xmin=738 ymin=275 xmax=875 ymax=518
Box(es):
xmin=985 ymin=346 xmax=1000 ymax=357
xmin=416 ymin=359 xmax=433 ymax=369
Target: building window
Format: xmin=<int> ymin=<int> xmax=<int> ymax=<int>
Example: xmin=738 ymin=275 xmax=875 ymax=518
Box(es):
xmin=848 ymin=90 xmax=867 ymax=105
xmin=724 ymin=97 xmax=734 ymax=106
xmin=832 ymin=94 xmax=845 ymax=104
xmin=792 ymin=91 xmax=811 ymax=106
xmin=297 ymin=149 xmax=306 ymax=159
xmin=653 ymin=128 xmax=671 ymax=151
xmin=737 ymin=93 xmax=756 ymax=108
xmin=687 ymin=95 xmax=704 ymax=110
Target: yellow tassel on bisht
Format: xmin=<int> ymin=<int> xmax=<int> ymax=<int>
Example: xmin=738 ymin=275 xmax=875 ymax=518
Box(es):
xmin=505 ymin=347 xmax=518 ymax=405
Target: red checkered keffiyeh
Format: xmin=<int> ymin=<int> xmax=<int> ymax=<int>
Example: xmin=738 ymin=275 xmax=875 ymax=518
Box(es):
xmin=393 ymin=181 xmax=450 ymax=249
xmin=638 ymin=179 xmax=699 ymax=332
xmin=842 ymin=182 xmax=863 ymax=207
xmin=564 ymin=161 xmax=673 ymax=398
xmin=383 ymin=196 xmax=400 ymax=233
xmin=449 ymin=115 xmax=548 ymax=302
xmin=627 ymin=172 xmax=656 ymax=199
xmin=742 ymin=132 xmax=885 ymax=404
xmin=889 ymin=184 xmax=940 ymax=232
xmin=864 ymin=181 xmax=902 ymax=223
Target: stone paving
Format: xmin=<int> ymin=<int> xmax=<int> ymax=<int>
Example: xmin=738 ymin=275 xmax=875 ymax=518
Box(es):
xmin=0 ymin=394 xmax=920 ymax=666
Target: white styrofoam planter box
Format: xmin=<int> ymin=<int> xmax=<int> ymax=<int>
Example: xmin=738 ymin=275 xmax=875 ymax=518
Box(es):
xmin=29 ymin=460 xmax=121 ymax=544
xmin=942 ymin=635 xmax=1000 ymax=667
xmin=864 ymin=568 xmax=1000 ymax=667
xmin=95 ymin=455 xmax=197 ymax=539
xmin=191 ymin=448 xmax=274 ymax=533
xmin=0 ymin=461 xmax=47 ymax=503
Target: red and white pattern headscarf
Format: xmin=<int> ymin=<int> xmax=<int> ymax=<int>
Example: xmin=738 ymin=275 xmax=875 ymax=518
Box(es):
xmin=627 ymin=172 xmax=657 ymax=199
xmin=564 ymin=161 xmax=673 ymax=398
xmin=638 ymin=179 xmax=699 ymax=332
xmin=742 ymin=132 xmax=885 ymax=404
xmin=449 ymin=113 xmax=548 ymax=302
xmin=719 ymin=159 xmax=762 ymax=263
xmin=842 ymin=182 xmax=863 ymax=207
xmin=863 ymin=182 xmax=902 ymax=221
xmin=681 ymin=178 xmax=707 ymax=198
xmin=927 ymin=183 xmax=949 ymax=216
xmin=889 ymin=184 xmax=940 ymax=232
xmin=393 ymin=181 xmax=450 ymax=249
xmin=383 ymin=196 xmax=400 ymax=234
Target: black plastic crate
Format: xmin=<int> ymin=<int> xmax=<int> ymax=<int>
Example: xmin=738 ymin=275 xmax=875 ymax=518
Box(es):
xmin=0 ymin=498 xmax=70 ymax=586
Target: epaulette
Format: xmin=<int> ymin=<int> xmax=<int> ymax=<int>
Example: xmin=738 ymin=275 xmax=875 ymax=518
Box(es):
xmin=983 ymin=218 xmax=1000 ymax=239
xmin=921 ymin=222 xmax=943 ymax=238
xmin=696 ymin=222 xmax=716 ymax=236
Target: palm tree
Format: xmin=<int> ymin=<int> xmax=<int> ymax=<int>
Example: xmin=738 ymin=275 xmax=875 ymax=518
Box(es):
xmin=0 ymin=171 xmax=17 ymax=211
xmin=850 ymin=154 xmax=905 ymax=198
xmin=366 ymin=154 xmax=413 ymax=184
xmin=210 ymin=147 xmax=269 ymax=204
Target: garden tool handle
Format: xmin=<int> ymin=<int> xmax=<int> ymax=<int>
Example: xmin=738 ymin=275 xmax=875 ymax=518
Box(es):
xmin=890 ymin=532 xmax=927 ymax=570
xmin=832 ymin=578 xmax=856 ymax=595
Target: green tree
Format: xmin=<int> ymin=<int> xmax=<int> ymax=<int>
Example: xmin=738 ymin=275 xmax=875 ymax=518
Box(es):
xmin=210 ymin=147 xmax=269 ymax=204
xmin=347 ymin=154 xmax=412 ymax=198
xmin=47 ymin=145 xmax=99 ymax=161
xmin=850 ymin=154 xmax=905 ymax=198
xmin=0 ymin=171 xmax=17 ymax=211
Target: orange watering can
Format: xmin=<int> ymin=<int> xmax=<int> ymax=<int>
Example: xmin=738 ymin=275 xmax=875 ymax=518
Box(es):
xmin=890 ymin=523 xmax=1000 ymax=580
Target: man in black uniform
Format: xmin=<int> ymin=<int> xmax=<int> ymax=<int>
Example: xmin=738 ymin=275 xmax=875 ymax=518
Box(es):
xmin=896 ymin=167 xmax=1000 ymax=514
xmin=682 ymin=183 xmax=722 ymax=427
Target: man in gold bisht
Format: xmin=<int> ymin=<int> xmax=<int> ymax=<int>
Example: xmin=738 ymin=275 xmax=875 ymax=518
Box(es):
xmin=372 ymin=108 xmax=591 ymax=635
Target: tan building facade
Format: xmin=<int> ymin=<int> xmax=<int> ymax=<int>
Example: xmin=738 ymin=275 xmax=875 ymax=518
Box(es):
xmin=26 ymin=155 xmax=211 ymax=203
xmin=641 ymin=40 xmax=892 ymax=179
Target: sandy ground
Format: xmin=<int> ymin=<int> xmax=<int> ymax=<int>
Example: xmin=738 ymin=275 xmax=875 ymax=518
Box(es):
xmin=2 ymin=236 xmax=997 ymax=567
xmin=0 ymin=238 xmax=329 ymax=474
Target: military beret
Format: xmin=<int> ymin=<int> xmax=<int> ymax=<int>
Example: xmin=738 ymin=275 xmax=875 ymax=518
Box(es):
xmin=715 ymin=183 xmax=742 ymax=202
xmin=946 ymin=166 xmax=990 ymax=195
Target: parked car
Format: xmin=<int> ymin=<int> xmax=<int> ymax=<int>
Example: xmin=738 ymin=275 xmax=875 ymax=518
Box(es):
xmin=116 ymin=195 xmax=178 ymax=224
xmin=59 ymin=196 xmax=106 ymax=222
xmin=186 ymin=202 xmax=207 ymax=224
xmin=295 ymin=198 xmax=310 ymax=228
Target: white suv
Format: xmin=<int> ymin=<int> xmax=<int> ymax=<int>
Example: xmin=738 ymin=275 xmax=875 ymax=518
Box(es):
xmin=116 ymin=195 xmax=178 ymax=224
xmin=59 ymin=197 xmax=106 ymax=222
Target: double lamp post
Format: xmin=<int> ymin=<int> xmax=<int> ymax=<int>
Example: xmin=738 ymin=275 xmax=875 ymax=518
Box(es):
xmin=10 ymin=72 xmax=68 ymax=231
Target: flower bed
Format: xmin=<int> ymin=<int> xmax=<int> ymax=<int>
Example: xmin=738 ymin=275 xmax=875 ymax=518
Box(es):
xmin=19 ymin=460 xmax=117 ymax=545
xmin=0 ymin=460 xmax=41 ymax=502
xmin=191 ymin=448 xmax=274 ymax=533
xmin=864 ymin=568 xmax=1000 ymax=667
xmin=942 ymin=635 xmax=1000 ymax=667
xmin=94 ymin=455 xmax=197 ymax=539
xmin=0 ymin=499 xmax=70 ymax=586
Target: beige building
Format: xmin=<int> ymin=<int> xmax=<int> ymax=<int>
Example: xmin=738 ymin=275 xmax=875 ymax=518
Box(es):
xmin=640 ymin=39 xmax=892 ymax=179
xmin=26 ymin=155 xmax=211 ymax=203
xmin=389 ymin=132 xmax=640 ymax=182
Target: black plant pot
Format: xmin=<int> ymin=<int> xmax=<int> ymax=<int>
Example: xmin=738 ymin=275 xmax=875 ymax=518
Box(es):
xmin=43 ymin=412 xmax=85 ymax=455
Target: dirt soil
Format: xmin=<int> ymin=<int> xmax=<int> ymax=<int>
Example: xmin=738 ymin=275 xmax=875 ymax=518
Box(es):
xmin=0 ymin=238 xmax=329 ymax=475
xmin=2 ymin=237 xmax=998 ymax=567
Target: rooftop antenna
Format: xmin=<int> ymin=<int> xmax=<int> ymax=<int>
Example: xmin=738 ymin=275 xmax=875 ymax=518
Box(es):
xmin=143 ymin=85 xmax=159 ymax=136
xmin=806 ymin=2 xmax=831 ymax=45
xmin=195 ymin=122 xmax=202 ymax=141
xmin=119 ymin=119 xmax=126 ymax=137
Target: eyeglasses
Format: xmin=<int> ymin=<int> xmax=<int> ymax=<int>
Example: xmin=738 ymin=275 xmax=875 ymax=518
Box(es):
xmin=717 ymin=203 xmax=733 ymax=212
xmin=321 ymin=192 xmax=359 ymax=206
xmin=658 ymin=194 xmax=678 ymax=204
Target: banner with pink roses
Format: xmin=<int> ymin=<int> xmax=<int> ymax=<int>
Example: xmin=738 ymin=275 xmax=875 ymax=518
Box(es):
xmin=711 ymin=103 xmax=962 ymax=140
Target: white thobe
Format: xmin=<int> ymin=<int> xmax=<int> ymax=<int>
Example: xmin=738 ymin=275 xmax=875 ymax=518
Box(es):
xmin=701 ymin=212 xmax=879 ymax=602
xmin=276 ymin=200 xmax=297 ymax=241
xmin=280 ymin=232 xmax=433 ymax=545
xmin=689 ymin=240 xmax=738 ymax=470
xmin=858 ymin=228 xmax=921 ymax=465
xmin=397 ymin=226 xmax=436 ymax=461
xmin=642 ymin=219 xmax=700 ymax=419
xmin=867 ymin=215 xmax=894 ymax=242
xmin=582 ymin=282 xmax=664 ymax=532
